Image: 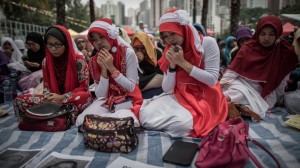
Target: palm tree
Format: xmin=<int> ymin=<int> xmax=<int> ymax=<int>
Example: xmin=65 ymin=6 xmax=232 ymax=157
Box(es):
xmin=89 ymin=0 xmax=95 ymax=23
xmin=230 ymin=0 xmax=240 ymax=35
xmin=56 ymin=0 xmax=66 ymax=26
xmin=201 ymin=0 xmax=208 ymax=29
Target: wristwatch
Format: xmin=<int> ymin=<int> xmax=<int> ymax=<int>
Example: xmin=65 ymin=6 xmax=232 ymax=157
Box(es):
xmin=168 ymin=66 xmax=177 ymax=72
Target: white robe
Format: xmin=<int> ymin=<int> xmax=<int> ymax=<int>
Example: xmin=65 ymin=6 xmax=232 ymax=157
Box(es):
xmin=284 ymin=81 xmax=300 ymax=114
xmin=139 ymin=37 xmax=221 ymax=137
xmin=76 ymin=47 xmax=140 ymax=127
xmin=220 ymin=70 xmax=289 ymax=118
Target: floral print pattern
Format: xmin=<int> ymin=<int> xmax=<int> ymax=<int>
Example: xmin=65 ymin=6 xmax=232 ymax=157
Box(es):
xmin=13 ymin=55 xmax=93 ymax=127
xmin=83 ymin=114 xmax=138 ymax=153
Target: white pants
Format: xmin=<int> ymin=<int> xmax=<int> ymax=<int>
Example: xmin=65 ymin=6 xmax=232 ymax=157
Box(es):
xmin=76 ymin=97 xmax=140 ymax=127
xmin=139 ymin=93 xmax=193 ymax=137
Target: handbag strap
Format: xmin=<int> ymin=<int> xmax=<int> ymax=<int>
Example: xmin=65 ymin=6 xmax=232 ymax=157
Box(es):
xmin=20 ymin=104 xmax=73 ymax=123
xmin=242 ymin=137 xmax=281 ymax=168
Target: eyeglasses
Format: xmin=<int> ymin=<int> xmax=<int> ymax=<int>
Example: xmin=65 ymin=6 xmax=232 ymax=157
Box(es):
xmin=46 ymin=43 xmax=63 ymax=49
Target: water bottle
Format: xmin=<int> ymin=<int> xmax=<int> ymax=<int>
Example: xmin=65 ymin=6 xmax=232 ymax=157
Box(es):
xmin=2 ymin=77 xmax=13 ymax=104
xmin=9 ymin=69 xmax=18 ymax=98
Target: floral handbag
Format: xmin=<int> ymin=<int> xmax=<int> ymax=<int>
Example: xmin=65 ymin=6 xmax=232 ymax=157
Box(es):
xmin=82 ymin=114 xmax=138 ymax=153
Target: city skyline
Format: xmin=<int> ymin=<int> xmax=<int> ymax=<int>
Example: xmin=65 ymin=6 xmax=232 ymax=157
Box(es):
xmin=81 ymin=0 xmax=145 ymax=14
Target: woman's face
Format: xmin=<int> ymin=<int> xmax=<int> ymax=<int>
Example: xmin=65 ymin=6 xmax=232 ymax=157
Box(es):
xmin=160 ymin=32 xmax=184 ymax=46
xmin=26 ymin=40 xmax=40 ymax=52
xmin=76 ymin=38 xmax=87 ymax=51
xmin=230 ymin=40 xmax=237 ymax=48
xmin=90 ymin=32 xmax=111 ymax=51
xmin=3 ymin=41 xmax=12 ymax=51
xmin=259 ymin=26 xmax=276 ymax=47
xmin=46 ymin=35 xmax=65 ymax=57
xmin=238 ymin=37 xmax=250 ymax=47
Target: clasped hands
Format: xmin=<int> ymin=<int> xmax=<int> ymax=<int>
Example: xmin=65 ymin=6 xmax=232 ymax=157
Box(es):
xmin=166 ymin=45 xmax=185 ymax=68
xmin=96 ymin=48 xmax=115 ymax=72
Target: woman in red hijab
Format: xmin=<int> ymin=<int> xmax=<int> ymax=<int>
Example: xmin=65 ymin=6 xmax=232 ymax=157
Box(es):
xmin=75 ymin=18 xmax=143 ymax=127
xmin=139 ymin=9 xmax=228 ymax=138
xmin=220 ymin=15 xmax=298 ymax=121
xmin=13 ymin=25 xmax=93 ymax=128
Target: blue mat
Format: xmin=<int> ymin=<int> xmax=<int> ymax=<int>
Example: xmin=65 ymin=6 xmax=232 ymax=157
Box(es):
xmin=1 ymin=103 xmax=299 ymax=168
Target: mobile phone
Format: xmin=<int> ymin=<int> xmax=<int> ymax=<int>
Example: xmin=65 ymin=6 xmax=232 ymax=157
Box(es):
xmin=162 ymin=140 xmax=198 ymax=166
xmin=173 ymin=45 xmax=179 ymax=52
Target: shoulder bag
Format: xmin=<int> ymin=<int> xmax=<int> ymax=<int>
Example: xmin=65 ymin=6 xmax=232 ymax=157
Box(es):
xmin=82 ymin=114 xmax=138 ymax=153
xmin=195 ymin=117 xmax=281 ymax=168
xmin=18 ymin=102 xmax=74 ymax=132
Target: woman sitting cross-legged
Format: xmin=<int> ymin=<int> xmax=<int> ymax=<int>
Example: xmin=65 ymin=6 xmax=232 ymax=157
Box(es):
xmin=220 ymin=16 xmax=298 ymax=121
xmin=13 ymin=25 xmax=93 ymax=129
xmin=139 ymin=9 xmax=228 ymax=138
xmin=76 ymin=18 xmax=143 ymax=127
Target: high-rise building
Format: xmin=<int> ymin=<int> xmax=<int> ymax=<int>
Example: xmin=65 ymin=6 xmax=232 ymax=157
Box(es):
xmin=138 ymin=0 xmax=150 ymax=28
xmin=116 ymin=2 xmax=126 ymax=26
xmin=169 ymin=0 xmax=185 ymax=10
xmin=150 ymin=0 xmax=169 ymax=28
xmin=240 ymin=0 xmax=268 ymax=8
xmin=101 ymin=1 xmax=117 ymax=22
xmin=248 ymin=0 xmax=268 ymax=8
xmin=127 ymin=7 xmax=138 ymax=26
xmin=217 ymin=0 xmax=230 ymax=36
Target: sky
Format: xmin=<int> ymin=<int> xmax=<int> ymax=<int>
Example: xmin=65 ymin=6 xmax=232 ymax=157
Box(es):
xmin=81 ymin=0 xmax=144 ymax=11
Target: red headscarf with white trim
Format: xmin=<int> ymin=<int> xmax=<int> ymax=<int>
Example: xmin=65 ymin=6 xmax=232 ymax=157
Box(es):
xmin=158 ymin=9 xmax=227 ymax=138
xmin=87 ymin=18 xmax=142 ymax=118
xmin=158 ymin=8 xmax=203 ymax=72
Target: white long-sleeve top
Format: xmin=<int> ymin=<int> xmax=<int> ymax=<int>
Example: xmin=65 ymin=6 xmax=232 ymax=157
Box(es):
xmin=94 ymin=48 xmax=139 ymax=98
xmin=162 ymin=36 xmax=220 ymax=93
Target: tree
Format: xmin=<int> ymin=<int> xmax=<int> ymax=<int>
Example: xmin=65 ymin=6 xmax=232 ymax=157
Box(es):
xmin=56 ymin=0 xmax=66 ymax=26
xmin=280 ymin=2 xmax=300 ymax=14
xmin=2 ymin=0 xmax=53 ymax=26
xmin=89 ymin=0 xmax=95 ymax=23
xmin=2 ymin=0 xmax=89 ymax=32
xmin=67 ymin=0 xmax=89 ymax=32
xmin=240 ymin=7 xmax=267 ymax=29
xmin=201 ymin=0 xmax=208 ymax=29
xmin=230 ymin=0 xmax=240 ymax=35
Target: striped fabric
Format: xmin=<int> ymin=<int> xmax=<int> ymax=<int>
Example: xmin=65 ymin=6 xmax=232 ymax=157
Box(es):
xmin=0 ymin=103 xmax=299 ymax=168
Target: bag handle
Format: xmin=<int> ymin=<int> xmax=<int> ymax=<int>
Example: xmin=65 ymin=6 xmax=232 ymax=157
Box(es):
xmin=242 ymin=137 xmax=281 ymax=168
xmin=20 ymin=104 xmax=74 ymax=123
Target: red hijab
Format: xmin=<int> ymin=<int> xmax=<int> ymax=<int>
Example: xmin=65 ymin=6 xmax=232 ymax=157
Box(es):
xmin=88 ymin=18 xmax=124 ymax=84
xmin=229 ymin=15 xmax=298 ymax=98
xmin=158 ymin=9 xmax=202 ymax=71
xmin=43 ymin=25 xmax=79 ymax=94
xmin=158 ymin=9 xmax=227 ymax=138
xmin=88 ymin=18 xmax=142 ymax=118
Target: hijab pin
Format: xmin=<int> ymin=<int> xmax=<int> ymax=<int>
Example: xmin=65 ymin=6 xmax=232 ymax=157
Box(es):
xmin=111 ymin=46 xmax=117 ymax=53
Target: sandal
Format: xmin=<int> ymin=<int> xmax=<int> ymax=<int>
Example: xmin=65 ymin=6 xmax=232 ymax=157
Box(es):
xmin=226 ymin=102 xmax=241 ymax=120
